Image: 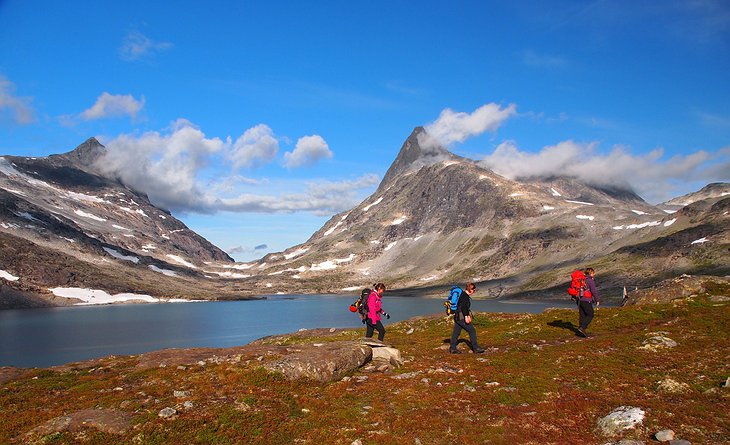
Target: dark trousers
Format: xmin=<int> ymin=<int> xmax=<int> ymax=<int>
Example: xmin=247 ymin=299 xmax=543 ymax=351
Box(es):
xmin=450 ymin=317 xmax=480 ymax=351
xmin=578 ymin=300 xmax=594 ymax=330
xmin=366 ymin=319 xmax=385 ymax=341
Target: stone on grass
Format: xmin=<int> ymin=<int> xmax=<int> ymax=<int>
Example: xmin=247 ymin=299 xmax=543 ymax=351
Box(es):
xmin=158 ymin=407 xmax=177 ymax=418
xmin=657 ymin=378 xmax=691 ymax=394
xmin=173 ymin=390 xmax=191 ymax=398
xmin=655 ymin=429 xmax=675 ymax=441
xmin=668 ymin=440 xmax=691 ymax=445
xmin=371 ymin=346 xmax=403 ymax=367
xmin=597 ymin=406 xmax=645 ymax=437
xmin=264 ymin=341 xmax=371 ymax=382
xmin=25 ymin=409 xmax=134 ymax=438
xmin=640 ymin=335 xmax=678 ymax=351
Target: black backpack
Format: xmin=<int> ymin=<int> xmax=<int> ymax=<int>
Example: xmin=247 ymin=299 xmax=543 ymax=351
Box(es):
xmin=349 ymin=288 xmax=371 ymax=323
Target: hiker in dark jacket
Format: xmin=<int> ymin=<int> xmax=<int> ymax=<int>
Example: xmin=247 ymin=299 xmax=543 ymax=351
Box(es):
xmin=578 ymin=267 xmax=600 ymax=337
xmin=449 ymin=282 xmax=485 ymax=354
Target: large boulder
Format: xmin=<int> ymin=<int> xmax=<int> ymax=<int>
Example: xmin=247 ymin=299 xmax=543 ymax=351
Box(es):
xmin=263 ymin=341 xmax=372 ymax=382
xmin=597 ymin=406 xmax=645 ymax=437
xmin=24 ymin=409 xmax=134 ymax=439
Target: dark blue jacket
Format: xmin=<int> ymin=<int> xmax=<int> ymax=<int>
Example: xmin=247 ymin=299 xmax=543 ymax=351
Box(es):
xmin=583 ymin=275 xmax=600 ymax=303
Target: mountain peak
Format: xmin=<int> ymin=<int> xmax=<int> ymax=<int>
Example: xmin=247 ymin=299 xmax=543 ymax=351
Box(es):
xmin=54 ymin=137 xmax=107 ymax=170
xmin=379 ymin=127 xmax=462 ymax=189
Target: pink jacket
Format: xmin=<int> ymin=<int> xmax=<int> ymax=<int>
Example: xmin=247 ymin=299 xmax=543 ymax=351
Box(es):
xmin=367 ymin=290 xmax=382 ymax=323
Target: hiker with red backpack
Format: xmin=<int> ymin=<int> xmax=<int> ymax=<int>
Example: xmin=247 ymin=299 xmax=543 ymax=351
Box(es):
xmin=569 ymin=267 xmax=600 ymax=337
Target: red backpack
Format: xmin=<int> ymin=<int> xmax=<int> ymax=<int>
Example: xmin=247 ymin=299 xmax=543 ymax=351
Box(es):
xmin=567 ymin=270 xmax=592 ymax=300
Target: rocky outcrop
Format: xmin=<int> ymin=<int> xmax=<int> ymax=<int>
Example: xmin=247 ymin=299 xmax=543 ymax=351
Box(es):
xmin=597 ymin=406 xmax=646 ymax=437
xmin=23 ymin=408 xmax=134 ymax=439
xmin=263 ymin=341 xmax=372 ymax=382
xmin=625 ymin=275 xmax=730 ymax=306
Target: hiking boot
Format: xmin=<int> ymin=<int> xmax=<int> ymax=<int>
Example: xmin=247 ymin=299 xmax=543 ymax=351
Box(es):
xmin=577 ymin=328 xmax=587 ymax=337
xmin=449 ymin=349 xmax=462 ymax=354
xmin=473 ymin=347 xmax=486 ymax=354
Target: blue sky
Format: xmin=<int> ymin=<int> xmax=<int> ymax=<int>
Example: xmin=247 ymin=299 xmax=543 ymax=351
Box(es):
xmin=1 ymin=1 xmax=729 ymax=261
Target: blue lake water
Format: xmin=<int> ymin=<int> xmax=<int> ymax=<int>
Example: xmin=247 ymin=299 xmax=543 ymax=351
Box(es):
xmin=0 ymin=294 xmax=576 ymax=368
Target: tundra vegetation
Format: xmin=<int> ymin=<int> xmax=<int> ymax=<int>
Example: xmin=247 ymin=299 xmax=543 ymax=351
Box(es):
xmin=1 ymin=280 xmax=728 ymax=444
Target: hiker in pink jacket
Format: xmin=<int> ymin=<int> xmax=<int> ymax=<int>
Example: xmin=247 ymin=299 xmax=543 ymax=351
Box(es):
xmin=365 ymin=283 xmax=389 ymax=341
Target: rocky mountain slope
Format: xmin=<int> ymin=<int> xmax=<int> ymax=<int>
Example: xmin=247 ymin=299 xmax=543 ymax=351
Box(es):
xmin=0 ymin=139 xmax=255 ymax=308
xmin=1 ymin=131 xmax=728 ymax=308
xmin=235 ymin=128 xmax=729 ymax=302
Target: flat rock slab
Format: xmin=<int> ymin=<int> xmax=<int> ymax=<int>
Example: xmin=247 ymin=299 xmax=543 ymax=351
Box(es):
xmin=24 ymin=408 xmax=134 ymax=438
xmin=264 ymin=341 xmax=372 ymax=382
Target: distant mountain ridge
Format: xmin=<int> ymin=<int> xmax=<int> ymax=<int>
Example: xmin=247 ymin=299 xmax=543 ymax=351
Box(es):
xmin=238 ymin=128 xmax=729 ymax=301
xmin=0 ymin=139 xmax=246 ymax=309
xmin=0 ymin=132 xmax=728 ymax=309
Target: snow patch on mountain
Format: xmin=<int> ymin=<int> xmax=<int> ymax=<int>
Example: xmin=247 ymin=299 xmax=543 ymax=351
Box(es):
xmin=565 ymin=200 xmax=594 ymax=206
xmin=148 ymin=265 xmax=177 ymax=276
xmin=362 ymin=197 xmax=383 ymax=212
xmin=103 ymin=247 xmax=140 ymax=264
xmin=0 ymin=269 xmax=20 ymax=281
xmin=284 ymin=248 xmax=308 ymax=260
xmin=74 ymin=209 xmax=107 ymax=222
xmin=166 ymin=254 xmax=197 ymax=268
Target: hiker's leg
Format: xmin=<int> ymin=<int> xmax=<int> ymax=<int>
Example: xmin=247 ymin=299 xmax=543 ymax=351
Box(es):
xmin=450 ymin=319 xmax=463 ymax=350
xmin=365 ymin=320 xmax=375 ymax=338
xmin=579 ymin=301 xmax=593 ymax=329
xmin=583 ymin=301 xmax=594 ymax=329
xmin=375 ymin=321 xmax=385 ymax=341
xmin=464 ymin=322 xmax=480 ymax=350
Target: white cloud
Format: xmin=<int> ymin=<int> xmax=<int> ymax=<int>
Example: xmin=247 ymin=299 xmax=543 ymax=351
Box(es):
xmin=230 ymin=124 xmax=279 ymax=169
xmin=420 ymin=103 xmax=517 ymax=149
xmin=283 ymin=135 xmax=333 ymax=168
xmin=479 ymin=140 xmax=730 ymax=204
xmin=96 ymin=119 xmax=225 ymax=212
xmin=119 ymin=31 xmax=173 ymax=61
xmin=0 ymin=75 xmax=35 ymax=124
xmin=81 ymin=92 xmax=145 ymax=120
xmin=96 ymin=120 xmax=379 ymax=214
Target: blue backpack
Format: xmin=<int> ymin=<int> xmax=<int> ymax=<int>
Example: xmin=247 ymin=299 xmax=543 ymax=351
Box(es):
xmin=443 ymin=286 xmax=462 ymax=315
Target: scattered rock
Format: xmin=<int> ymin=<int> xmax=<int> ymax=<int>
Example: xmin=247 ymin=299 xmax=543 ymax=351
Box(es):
xmin=173 ymin=390 xmax=191 ymax=398
xmin=708 ymin=295 xmax=730 ymax=302
xmin=264 ymin=341 xmax=372 ymax=382
xmin=406 ymin=328 xmax=415 ymax=335
xmin=655 ymin=429 xmax=675 ymax=441
xmin=668 ymin=440 xmax=691 ymax=445
xmin=597 ymin=406 xmax=645 ymax=437
xmin=371 ymin=346 xmax=403 ymax=367
xmin=464 ymin=385 xmax=476 ymax=392
xmin=391 ymin=371 xmax=422 ymax=380
xmin=351 ymin=440 xmax=362 ymax=445
xmin=640 ymin=335 xmax=678 ymax=351
xmin=158 ymin=407 xmax=177 ymax=419
xmin=25 ymin=409 xmax=134 ymax=438
xmin=724 ymin=377 xmax=730 ymax=388
xmin=657 ymin=378 xmax=691 ymax=394
xmin=183 ymin=401 xmax=194 ymax=410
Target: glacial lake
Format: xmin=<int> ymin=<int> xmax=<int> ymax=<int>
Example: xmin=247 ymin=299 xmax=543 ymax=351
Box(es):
xmin=0 ymin=294 xmax=577 ymax=368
